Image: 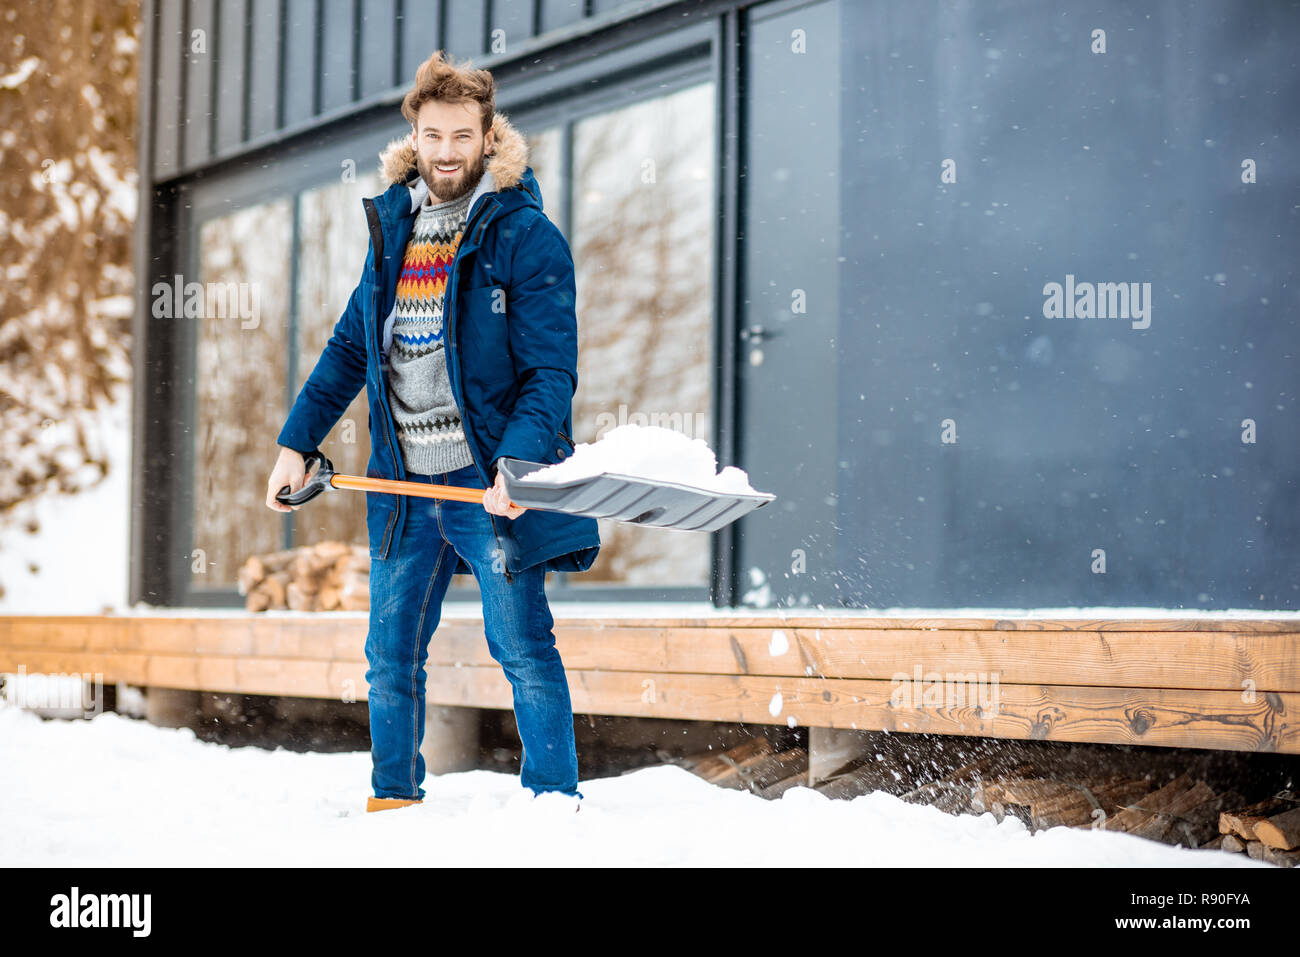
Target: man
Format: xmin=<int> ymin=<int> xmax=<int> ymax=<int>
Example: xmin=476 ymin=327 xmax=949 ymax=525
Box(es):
xmin=265 ymin=51 xmax=600 ymax=813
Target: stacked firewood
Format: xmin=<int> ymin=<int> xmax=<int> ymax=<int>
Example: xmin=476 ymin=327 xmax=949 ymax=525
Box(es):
xmin=237 ymin=542 xmax=370 ymax=612
xmin=1092 ymin=773 xmax=1238 ymax=846
xmin=900 ymin=757 xmax=1160 ymax=831
xmin=1210 ymin=794 xmax=1300 ymax=866
xmin=670 ymin=736 xmax=809 ymax=800
xmin=672 ymin=737 xmax=1300 ymax=867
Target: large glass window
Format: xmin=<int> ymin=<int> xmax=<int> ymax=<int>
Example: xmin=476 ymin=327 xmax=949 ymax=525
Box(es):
xmin=563 ymin=82 xmax=717 ymax=588
xmin=190 ymin=171 xmax=387 ymax=591
xmin=522 ymin=126 xmax=564 ymax=228
xmin=193 ymin=201 xmax=293 ymax=587
xmin=742 ymin=0 xmax=1300 ymax=610
xmin=290 ymin=172 xmax=384 ymax=550
xmin=184 ymin=75 xmax=718 ymax=600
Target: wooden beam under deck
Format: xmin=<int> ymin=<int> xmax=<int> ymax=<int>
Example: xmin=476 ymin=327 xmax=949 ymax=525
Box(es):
xmin=1 ymin=612 xmax=1296 ymax=754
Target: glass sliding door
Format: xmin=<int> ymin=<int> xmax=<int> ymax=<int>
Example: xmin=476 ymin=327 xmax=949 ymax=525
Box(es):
xmin=521 ymin=125 xmax=565 ymax=229
xmin=192 ymin=201 xmax=293 ymax=588
xmin=289 ymin=172 xmax=384 ymax=551
xmin=186 ymin=150 xmax=394 ymax=596
xmin=566 ymin=81 xmax=718 ymax=588
xmin=179 ymin=65 xmax=721 ymax=601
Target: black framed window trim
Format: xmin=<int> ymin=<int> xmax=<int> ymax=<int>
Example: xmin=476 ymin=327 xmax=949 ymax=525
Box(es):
xmin=150 ymin=23 xmax=724 ymax=608
xmin=284 ymin=189 xmax=303 ymax=550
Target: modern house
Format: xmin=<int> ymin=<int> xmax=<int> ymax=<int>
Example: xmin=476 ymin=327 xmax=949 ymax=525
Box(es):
xmin=3 ymin=0 xmax=1297 ymax=766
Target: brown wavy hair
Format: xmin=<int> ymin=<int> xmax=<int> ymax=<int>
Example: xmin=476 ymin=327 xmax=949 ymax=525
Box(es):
xmin=400 ymin=50 xmax=496 ymax=134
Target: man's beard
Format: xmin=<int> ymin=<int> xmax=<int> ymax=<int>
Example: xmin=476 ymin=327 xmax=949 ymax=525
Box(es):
xmin=418 ymin=147 xmax=488 ymax=203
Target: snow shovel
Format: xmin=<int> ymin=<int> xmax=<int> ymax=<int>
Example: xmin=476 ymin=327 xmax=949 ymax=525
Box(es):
xmin=276 ymin=449 xmax=775 ymax=532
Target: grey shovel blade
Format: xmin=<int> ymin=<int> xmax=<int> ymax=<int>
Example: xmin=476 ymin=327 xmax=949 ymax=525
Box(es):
xmin=496 ymin=457 xmax=776 ymax=532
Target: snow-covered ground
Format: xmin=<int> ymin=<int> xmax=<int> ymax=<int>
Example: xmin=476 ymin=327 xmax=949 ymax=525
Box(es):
xmin=0 ymin=706 xmax=1267 ymax=867
xmin=0 ymin=381 xmax=131 ymax=616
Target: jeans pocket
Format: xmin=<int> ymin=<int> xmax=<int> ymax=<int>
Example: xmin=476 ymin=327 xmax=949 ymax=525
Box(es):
xmin=365 ymin=492 xmax=397 ymax=560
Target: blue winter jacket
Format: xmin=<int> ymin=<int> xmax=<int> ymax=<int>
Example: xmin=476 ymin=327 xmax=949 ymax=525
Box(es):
xmin=276 ymin=111 xmax=601 ymax=581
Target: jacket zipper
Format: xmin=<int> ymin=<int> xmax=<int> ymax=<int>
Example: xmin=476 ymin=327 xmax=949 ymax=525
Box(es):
xmin=371 ymin=290 xmax=401 ymax=473
xmin=364 ymin=197 xmax=406 ymax=562
xmin=444 ymin=198 xmax=514 ymax=584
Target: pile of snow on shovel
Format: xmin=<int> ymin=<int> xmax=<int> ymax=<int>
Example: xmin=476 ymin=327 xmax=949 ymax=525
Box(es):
xmin=525 ymin=424 xmax=760 ymax=495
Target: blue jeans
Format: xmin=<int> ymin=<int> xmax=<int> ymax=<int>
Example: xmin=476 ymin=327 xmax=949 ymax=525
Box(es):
xmin=364 ymin=462 xmax=582 ymax=801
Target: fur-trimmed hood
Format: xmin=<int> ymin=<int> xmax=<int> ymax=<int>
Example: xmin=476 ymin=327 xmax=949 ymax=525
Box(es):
xmin=376 ymin=110 xmax=529 ymax=190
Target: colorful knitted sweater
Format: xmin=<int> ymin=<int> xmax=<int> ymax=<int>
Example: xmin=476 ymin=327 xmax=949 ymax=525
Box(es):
xmin=385 ymin=188 xmax=476 ymax=474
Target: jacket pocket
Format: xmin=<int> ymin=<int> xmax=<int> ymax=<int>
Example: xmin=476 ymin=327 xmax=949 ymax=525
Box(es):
xmin=464 ymin=283 xmax=505 ymax=312
xmin=461 ymin=284 xmax=511 ymax=381
xmin=484 ymin=405 xmax=508 ymax=440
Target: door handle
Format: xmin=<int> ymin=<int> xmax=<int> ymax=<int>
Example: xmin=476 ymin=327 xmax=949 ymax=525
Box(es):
xmin=739 ymin=324 xmax=781 ymax=343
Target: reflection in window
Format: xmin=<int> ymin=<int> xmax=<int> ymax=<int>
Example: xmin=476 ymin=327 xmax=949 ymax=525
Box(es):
xmin=569 ymin=83 xmax=716 ymax=586
xmin=521 ymin=126 xmax=569 ymax=588
xmin=290 ymin=171 xmax=384 ymax=549
xmin=193 ymin=201 xmax=292 ymax=586
xmin=522 ymin=125 xmax=564 ymax=225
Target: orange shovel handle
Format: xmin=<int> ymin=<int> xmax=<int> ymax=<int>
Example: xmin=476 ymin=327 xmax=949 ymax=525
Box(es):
xmin=329 ymin=473 xmax=518 ymax=509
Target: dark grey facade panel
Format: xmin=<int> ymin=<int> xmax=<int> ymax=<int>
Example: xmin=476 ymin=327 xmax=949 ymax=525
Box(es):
xmin=153 ymin=0 xmax=687 ymax=181
xmin=183 ymin=0 xmax=215 ymax=163
xmin=319 ymin=0 xmax=357 ymax=112
xmin=539 ymin=0 xmax=586 ymax=35
xmin=735 ymin=0 xmax=1300 ymax=610
xmin=281 ymin=0 xmax=318 ymax=126
xmin=398 ymin=0 xmax=444 ymax=82
xmin=215 ymin=0 xmax=249 ymax=150
xmin=246 ymin=0 xmax=281 ymax=140
xmin=153 ymin=0 xmax=185 ymax=176
xmin=359 ymin=0 xmax=399 ymax=97
xmin=489 ymin=0 xmax=536 ymax=53
xmin=443 ymin=0 xmax=489 ymax=58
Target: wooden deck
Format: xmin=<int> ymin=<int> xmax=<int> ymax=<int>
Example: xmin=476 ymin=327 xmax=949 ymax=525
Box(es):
xmin=2 ymin=610 xmax=1297 ymax=753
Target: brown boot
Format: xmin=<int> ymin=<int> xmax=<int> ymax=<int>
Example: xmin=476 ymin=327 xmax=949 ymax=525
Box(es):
xmin=366 ymin=796 xmax=423 ymax=813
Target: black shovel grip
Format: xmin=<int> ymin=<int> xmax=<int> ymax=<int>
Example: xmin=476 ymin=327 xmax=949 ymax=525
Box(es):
xmin=275 ymin=449 xmax=333 ymax=508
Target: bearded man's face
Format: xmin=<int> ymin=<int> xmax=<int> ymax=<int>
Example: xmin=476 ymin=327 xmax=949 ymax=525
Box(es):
xmin=412 ymin=98 xmax=494 ymax=203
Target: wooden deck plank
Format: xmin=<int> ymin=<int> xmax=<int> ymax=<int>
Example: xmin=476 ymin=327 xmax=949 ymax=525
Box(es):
xmin=427 ymin=626 xmax=1300 ymax=692
xmin=2 ymin=613 xmax=1297 ymax=754
xmin=2 ymin=617 xmax=1297 ymax=691
xmin=2 ymin=647 xmax=1295 ymax=753
xmin=420 ymin=670 xmax=1298 ymax=754
xmin=2 ymin=612 xmax=1298 ymax=631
